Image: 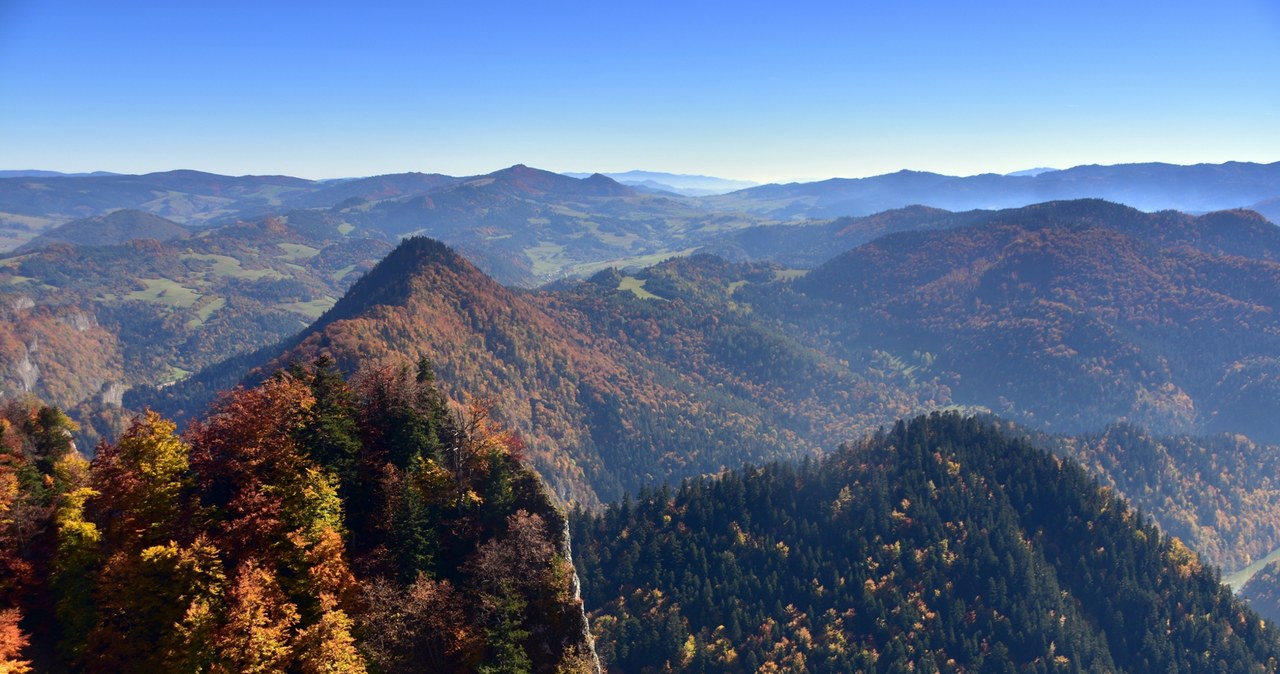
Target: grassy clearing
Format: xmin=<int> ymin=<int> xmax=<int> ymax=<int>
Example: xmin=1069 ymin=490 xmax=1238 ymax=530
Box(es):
xmin=0 ymin=254 xmax=33 ymax=269
xmin=331 ymin=264 xmax=358 ymax=281
xmin=183 ymin=253 xmax=284 ymax=280
xmin=727 ymin=280 xmax=748 ymax=295
xmin=876 ymin=352 xmax=920 ymax=380
xmin=277 ymin=243 xmax=321 ymax=260
xmin=549 ymin=205 xmax=589 ymax=218
xmin=525 ymin=242 xmax=569 ymax=277
xmin=568 ymin=247 xmax=702 ymax=279
xmin=125 ymin=279 xmax=200 ymax=307
xmin=337 ymin=222 xmax=355 ymax=235
xmin=618 ymin=276 xmax=662 ymax=300
xmin=279 ymin=297 xmax=336 ymax=320
xmin=582 ymin=220 xmax=640 ymax=247
xmin=161 ymin=365 xmax=192 ymax=385
xmin=0 ymin=212 xmax=60 ymax=230
xmin=773 ymin=268 xmax=810 ymax=281
xmin=185 ymin=296 xmax=227 ymax=329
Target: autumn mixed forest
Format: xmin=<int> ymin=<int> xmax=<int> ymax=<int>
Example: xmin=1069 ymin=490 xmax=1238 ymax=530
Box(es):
xmin=5 ymin=162 xmax=1280 ymax=671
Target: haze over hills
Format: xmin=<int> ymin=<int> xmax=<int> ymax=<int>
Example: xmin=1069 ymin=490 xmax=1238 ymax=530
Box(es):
xmin=137 ymin=238 xmax=897 ymax=508
xmin=285 ymin=172 xmax=460 ymax=209
xmin=131 ymin=200 xmax=1280 ymax=583
xmin=561 ymin=170 xmax=760 ymax=196
xmin=6 ymin=160 xmax=1278 ymax=265
xmin=0 ymin=165 xmax=764 ymax=286
xmin=7 ymin=0 xmax=1280 ymax=668
xmin=1252 ymin=196 xmax=1280 ymax=224
xmin=707 ymin=161 xmax=1280 ymax=219
xmin=1006 ymin=167 xmax=1059 ymax=177
xmin=17 ymin=209 xmax=190 ymax=251
xmin=695 ymin=205 xmax=990 ymax=268
xmin=325 ymin=164 xmax=750 ymax=285
xmin=796 ymin=200 xmax=1280 ymax=442
xmin=9 ymin=166 xmax=1280 ymax=667
xmin=8 ymin=165 xmax=1280 ymax=590
xmin=0 ymin=170 xmax=122 ymax=178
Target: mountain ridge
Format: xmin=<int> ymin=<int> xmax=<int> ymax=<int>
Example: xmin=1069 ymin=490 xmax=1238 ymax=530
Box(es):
xmin=17 ymin=209 xmax=190 ymax=251
xmin=709 ymin=160 xmax=1280 ymax=218
xmin=574 ymin=413 xmax=1280 ymax=672
xmin=133 ymin=200 xmax=1280 ymax=570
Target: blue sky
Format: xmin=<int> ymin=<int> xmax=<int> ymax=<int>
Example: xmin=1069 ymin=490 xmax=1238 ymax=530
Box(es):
xmin=1 ymin=0 xmax=1277 ymax=182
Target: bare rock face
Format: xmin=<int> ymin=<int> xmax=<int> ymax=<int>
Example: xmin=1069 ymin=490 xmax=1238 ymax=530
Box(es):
xmin=558 ymin=515 xmax=603 ymax=674
xmin=15 ymin=342 xmax=38 ymax=392
xmin=100 ymin=381 xmax=127 ymax=407
xmin=62 ymin=310 xmax=98 ymax=332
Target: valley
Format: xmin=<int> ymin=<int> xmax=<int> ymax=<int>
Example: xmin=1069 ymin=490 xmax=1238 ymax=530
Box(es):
xmin=7 ymin=2 xmax=1278 ymax=669
xmin=5 ymin=161 xmax=1280 ymax=671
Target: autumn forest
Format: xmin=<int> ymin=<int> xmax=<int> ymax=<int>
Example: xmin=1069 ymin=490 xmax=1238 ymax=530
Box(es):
xmin=5 ymin=162 xmax=1280 ymax=672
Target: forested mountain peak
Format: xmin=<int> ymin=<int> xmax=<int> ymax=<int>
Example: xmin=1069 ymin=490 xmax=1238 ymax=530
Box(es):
xmin=0 ymin=361 xmax=599 ymax=672
xmin=796 ymin=201 xmax=1280 ymax=441
xmin=574 ymin=413 xmax=1280 ymax=672
xmin=146 ymin=235 xmax=935 ymax=508
xmin=307 ymin=235 xmax=489 ymax=330
xmin=471 ymin=165 xmax=637 ymax=198
xmin=18 ymin=209 xmax=190 ymax=251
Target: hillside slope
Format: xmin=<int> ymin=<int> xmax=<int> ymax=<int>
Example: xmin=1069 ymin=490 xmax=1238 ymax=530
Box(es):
xmin=140 ymin=238 xmax=943 ymax=507
xmin=0 ymin=214 xmax=392 ymax=439
xmin=18 ymin=209 xmax=189 ymax=251
xmin=0 ymin=365 xmax=598 ymax=672
xmin=797 ymin=200 xmax=1280 ymax=442
xmin=573 ymin=413 xmax=1280 ymax=673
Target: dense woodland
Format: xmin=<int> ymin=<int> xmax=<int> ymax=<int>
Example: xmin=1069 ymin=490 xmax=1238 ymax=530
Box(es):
xmin=1242 ymin=561 xmax=1280 ymax=625
xmin=1043 ymin=423 xmax=1280 ymax=571
xmin=0 ymin=357 xmax=594 ymax=673
xmin=797 ymin=201 xmax=1280 ymax=442
xmin=138 ymin=207 xmax=1280 ymax=577
xmin=8 ymin=168 xmax=1280 ymax=670
xmin=573 ymin=413 xmax=1280 ymax=673
xmin=140 ymin=238 xmax=943 ymax=508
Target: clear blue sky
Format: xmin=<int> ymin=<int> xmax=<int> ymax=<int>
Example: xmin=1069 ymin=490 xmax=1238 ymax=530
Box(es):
xmin=1 ymin=0 xmax=1277 ymax=182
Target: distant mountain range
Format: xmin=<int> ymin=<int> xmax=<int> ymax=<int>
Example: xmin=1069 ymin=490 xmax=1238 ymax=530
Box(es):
xmin=4 ymin=160 xmax=1276 ymax=287
xmin=708 ymin=161 xmax=1280 ymax=218
xmin=130 ymin=200 xmax=1280 ymax=580
xmin=561 ymin=170 xmax=759 ymax=196
xmin=12 ymin=161 xmax=1280 ymax=623
xmin=11 ymin=159 xmax=1280 ymax=662
xmin=0 ymin=169 xmax=122 ymax=178
xmin=1005 ymin=166 xmax=1059 ymax=177
xmin=0 ymin=166 xmax=762 ymax=285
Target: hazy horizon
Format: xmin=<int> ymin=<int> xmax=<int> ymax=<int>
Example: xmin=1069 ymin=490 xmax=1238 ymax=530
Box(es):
xmin=2 ymin=1 xmax=1278 ymax=182
xmin=4 ymin=158 xmax=1279 ymax=188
